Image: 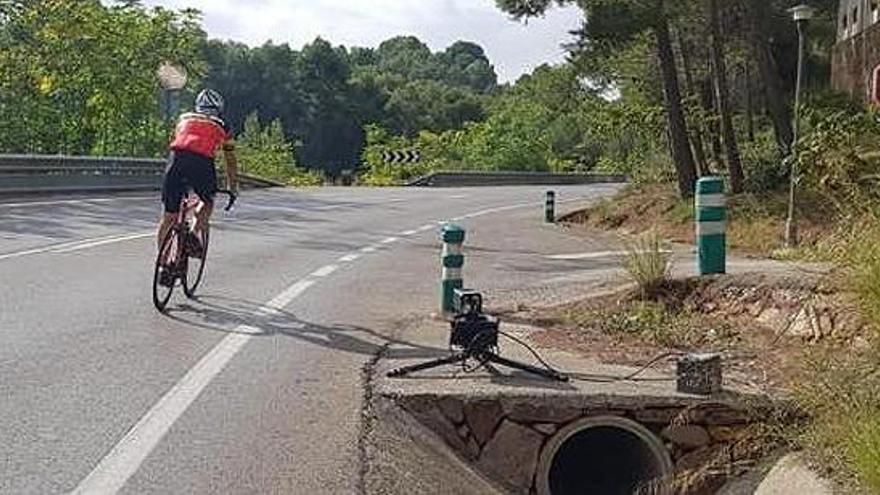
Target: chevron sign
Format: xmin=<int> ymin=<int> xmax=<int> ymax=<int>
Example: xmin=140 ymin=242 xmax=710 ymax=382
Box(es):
xmin=382 ymin=150 xmax=421 ymax=163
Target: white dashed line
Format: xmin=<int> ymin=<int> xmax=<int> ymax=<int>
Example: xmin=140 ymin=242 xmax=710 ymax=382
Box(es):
xmin=262 ymin=280 xmax=316 ymax=314
xmin=360 ymin=246 xmax=378 ymax=253
xmin=380 ymin=237 xmax=399 ymax=245
xmin=338 ymin=253 xmax=361 ymax=263
xmin=399 ymin=229 xmax=418 ymax=236
xmin=310 ymin=265 xmax=338 ymax=278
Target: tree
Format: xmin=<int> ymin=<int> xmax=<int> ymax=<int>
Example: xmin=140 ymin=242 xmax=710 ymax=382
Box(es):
xmin=497 ymin=0 xmax=698 ymax=198
xmin=745 ymin=0 xmax=794 ymax=154
xmin=384 ymin=80 xmax=485 ymax=136
xmin=203 ymin=35 xmax=498 ymax=173
xmin=440 ymin=41 xmax=497 ymax=93
xmin=0 ymin=0 xmax=204 ymax=156
xmin=293 ymin=38 xmax=363 ymax=174
xmin=708 ymin=0 xmax=744 ymax=192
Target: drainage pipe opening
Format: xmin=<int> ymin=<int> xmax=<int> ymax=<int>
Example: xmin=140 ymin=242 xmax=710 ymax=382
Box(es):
xmin=538 ymin=416 xmax=673 ymax=495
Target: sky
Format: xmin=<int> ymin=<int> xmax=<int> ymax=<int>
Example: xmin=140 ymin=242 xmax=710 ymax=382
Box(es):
xmin=141 ymin=0 xmax=583 ymax=83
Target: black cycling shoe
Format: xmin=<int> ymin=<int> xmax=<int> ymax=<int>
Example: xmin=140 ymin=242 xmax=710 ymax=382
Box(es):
xmin=159 ymin=267 xmax=175 ymax=288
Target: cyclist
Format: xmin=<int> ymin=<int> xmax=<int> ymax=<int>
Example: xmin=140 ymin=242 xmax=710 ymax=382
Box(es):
xmin=157 ymin=89 xmax=238 ymax=269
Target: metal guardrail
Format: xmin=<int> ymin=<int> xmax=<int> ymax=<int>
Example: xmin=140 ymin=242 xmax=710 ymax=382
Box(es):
xmin=0 ymin=154 xmax=284 ymax=194
xmin=406 ymin=171 xmax=628 ymax=187
xmin=0 ymin=154 xmax=165 ymax=194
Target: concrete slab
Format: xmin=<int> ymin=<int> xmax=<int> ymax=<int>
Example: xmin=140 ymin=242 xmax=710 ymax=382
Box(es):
xmin=376 ymin=318 xmax=760 ymax=409
xmin=754 ymin=453 xmax=835 ymax=495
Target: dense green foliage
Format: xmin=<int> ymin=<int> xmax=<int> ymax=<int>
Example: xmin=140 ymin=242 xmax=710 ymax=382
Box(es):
xmin=202 ymin=35 xmax=496 ymax=175
xmin=0 ymin=0 xmax=203 ymax=156
xmin=361 ymin=64 xmax=667 ymax=185
xmin=0 ymin=1 xmax=497 ymax=178
xmin=235 ymin=114 xmax=322 ymax=186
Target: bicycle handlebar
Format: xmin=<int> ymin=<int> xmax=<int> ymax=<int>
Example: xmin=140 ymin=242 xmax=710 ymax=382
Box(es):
xmin=216 ymin=189 xmax=237 ymax=211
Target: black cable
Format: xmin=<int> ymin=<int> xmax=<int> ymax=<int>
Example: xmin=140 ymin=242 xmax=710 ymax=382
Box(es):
xmin=497 ymin=329 xmax=562 ymax=375
xmin=497 ymin=329 xmax=685 ymax=383
xmin=621 ymin=351 xmax=685 ymax=380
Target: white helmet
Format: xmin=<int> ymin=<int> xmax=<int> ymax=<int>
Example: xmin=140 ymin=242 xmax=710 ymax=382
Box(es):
xmin=195 ymin=89 xmax=224 ymax=116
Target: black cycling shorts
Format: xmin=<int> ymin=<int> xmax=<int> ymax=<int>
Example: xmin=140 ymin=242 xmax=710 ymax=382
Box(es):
xmin=162 ymin=150 xmax=218 ymax=213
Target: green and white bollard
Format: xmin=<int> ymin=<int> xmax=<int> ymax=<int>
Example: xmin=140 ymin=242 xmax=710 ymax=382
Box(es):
xmin=441 ymin=224 xmax=466 ymax=315
xmin=545 ymin=191 xmax=556 ymax=223
xmin=696 ymin=177 xmax=726 ymax=275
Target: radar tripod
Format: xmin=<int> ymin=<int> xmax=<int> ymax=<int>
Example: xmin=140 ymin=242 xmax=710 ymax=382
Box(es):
xmin=386 ymin=291 xmax=569 ymax=383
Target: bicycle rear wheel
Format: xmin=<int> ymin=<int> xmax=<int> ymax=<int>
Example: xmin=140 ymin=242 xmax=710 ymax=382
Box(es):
xmin=183 ymin=226 xmax=209 ymax=298
xmin=153 ymin=228 xmax=180 ymax=311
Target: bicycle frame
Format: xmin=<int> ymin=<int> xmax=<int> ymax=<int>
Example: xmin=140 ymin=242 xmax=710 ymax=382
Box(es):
xmin=161 ymin=189 xmax=236 ymax=268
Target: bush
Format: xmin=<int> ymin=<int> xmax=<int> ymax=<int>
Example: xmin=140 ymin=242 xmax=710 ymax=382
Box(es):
xmin=796 ymin=105 xmax=880 ymax=217
xmin=741 ymin=130 xmax=789 ymax=194
xmin=621 ymin=229 xmax=672 ymax=296
xmin=236 ymin=113 xmax=322 ymax=186
xmin=794 ymin=351 xmax=880 ymax=493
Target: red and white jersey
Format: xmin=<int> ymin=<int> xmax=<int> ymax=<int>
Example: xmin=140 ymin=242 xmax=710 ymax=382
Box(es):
xmin=170 ymin=112 xmax=233 ymax=159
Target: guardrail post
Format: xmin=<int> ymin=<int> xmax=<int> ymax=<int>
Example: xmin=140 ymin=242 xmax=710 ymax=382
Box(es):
xmin=441 ymin=224 xmax=466 ymax=315
xmin=545 ymin=191 xmax=556 ymax=223
xmin=696 ymin=177 xmax=726 ymax=275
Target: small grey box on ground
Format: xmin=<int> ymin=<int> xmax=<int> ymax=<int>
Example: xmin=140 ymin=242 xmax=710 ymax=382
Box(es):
xmin=677 ymin=353 xmax=722 ymax=395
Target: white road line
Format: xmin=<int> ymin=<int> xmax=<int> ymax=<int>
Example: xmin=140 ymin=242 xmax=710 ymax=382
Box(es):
xmin=417 ymin=224 xmax=435 ymax=232
xmin=0 ymin=196 xmax=153 ymax=209
xmin=71 ymin=331 xmax=253 ymax=495
xmin=0 ymin=233 xmax=148 ymax=261
xmin=399 ymin=229 xmax=418 ymax=236
xmin=338 ymin=253 xmax=361 ymax=263
xmin=262 ymin=280 xmax=315 ymax=314
xmin=51 ymin=233 xmax=152 ymax=254
xmin=360 ymin=246 xmax=377 ymax=253
xmin=380 ymin=237 xmax=398 ymax=245
xmin=0 ymin=241 xmax=85 ymax=261
xmin=72 ymin=276 xmax=318 ymax=494
xmin=310 ymin=265 xmax=338 ymax=278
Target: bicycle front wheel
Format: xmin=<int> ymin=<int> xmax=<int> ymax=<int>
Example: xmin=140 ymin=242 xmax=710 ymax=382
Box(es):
xmin=183 ymin=226 xmax=209 ymax=298
xmin=153 ymin=228 xmax=180 ymax=312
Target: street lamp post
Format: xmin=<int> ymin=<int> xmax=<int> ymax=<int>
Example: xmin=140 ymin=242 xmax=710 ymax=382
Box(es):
xmin=785 ymin=4 xmax=815 ymax=248
xmin=157 ymin=62 xmax=188 ymax=124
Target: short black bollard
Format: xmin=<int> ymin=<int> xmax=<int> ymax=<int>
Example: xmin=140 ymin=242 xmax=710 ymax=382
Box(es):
xmin=545 ymin=191 xmax=556 ymax=223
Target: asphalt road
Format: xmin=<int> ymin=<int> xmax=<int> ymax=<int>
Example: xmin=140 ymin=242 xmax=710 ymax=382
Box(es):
xmin=0 ymin=185 xmax=619 ymax=494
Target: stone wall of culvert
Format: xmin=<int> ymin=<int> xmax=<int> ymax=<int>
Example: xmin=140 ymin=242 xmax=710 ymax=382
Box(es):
xmin=394 ymin=394 xmax=772 ymax=495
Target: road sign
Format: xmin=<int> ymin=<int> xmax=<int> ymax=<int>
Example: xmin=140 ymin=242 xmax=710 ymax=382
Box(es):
xmin=382 ymin=150 xmax=421 ymax=163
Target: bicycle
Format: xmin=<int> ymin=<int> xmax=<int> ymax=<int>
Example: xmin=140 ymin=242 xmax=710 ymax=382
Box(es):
xmin=152 ymin=189 xmax=236 ymax=311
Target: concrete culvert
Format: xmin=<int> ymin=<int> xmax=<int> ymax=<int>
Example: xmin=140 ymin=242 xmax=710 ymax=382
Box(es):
xmin=537 ymin=416 xmax=673 ymax=495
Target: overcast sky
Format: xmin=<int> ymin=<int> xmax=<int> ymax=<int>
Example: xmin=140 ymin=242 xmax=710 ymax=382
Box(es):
xmin=141 ymin=0 xmax=583 ymax=83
